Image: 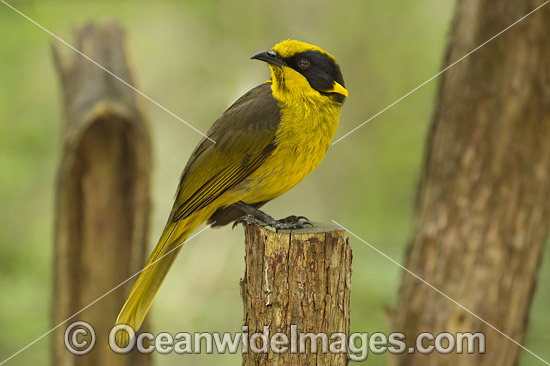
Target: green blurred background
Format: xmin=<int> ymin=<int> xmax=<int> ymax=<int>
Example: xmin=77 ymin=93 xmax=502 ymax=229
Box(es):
xmin=0 ymin=0 xmax=548 ymax=365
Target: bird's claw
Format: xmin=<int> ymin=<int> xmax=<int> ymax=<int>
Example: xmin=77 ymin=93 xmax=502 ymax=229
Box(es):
xmin=232 ymin=215 xmax=268 ymax=229
xmin=233 ymin=214 xmax=313 ymax=231
xmin=275 ymin=215 xmax=314 ymax=230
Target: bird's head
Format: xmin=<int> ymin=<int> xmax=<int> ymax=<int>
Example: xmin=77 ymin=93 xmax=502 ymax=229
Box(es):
xmin=252 ymin=40 xmax=348 ymax=104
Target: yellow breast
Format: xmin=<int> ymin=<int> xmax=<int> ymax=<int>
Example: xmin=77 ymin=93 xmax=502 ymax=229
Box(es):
xmin=239 ymin=91 xmax=341 ymax=202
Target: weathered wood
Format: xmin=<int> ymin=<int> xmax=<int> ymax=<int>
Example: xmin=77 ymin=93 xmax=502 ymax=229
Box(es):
xmin=392 ymin=1 xmax=550 ymax=365
xmin=52 ymin=23 xmax=152 ymax=366
xmin=241 ymin=223 xmax=352 ymax=366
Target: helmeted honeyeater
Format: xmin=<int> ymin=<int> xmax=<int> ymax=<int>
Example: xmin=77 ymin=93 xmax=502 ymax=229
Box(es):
xmin=115 ymin=40 xmax=348 ymax=338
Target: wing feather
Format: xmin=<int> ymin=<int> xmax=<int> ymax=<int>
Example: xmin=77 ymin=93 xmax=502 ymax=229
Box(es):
xmin=171 ymin=83 xmax=280 ymax=222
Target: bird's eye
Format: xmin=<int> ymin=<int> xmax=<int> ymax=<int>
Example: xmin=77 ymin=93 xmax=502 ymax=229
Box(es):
xmin=298 ymin=58 xmax=310 ymax=70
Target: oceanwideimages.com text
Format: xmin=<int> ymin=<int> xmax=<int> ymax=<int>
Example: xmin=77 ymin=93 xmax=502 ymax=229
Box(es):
xmin=64 ymin=321 xmax=486 ymax=361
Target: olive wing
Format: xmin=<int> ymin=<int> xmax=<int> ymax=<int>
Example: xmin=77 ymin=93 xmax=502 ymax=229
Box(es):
xmin=171 ymin=83 xmax=280 ymax=222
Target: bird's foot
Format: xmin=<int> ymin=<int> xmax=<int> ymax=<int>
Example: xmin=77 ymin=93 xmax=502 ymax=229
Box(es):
xmin=231 ymin=201 xmax=314 ymax=231
xmin=232 ymin=213 xmax=313 ymax=231
xmin=277 ymin=215 xmax=314 ymax=228
xmin=232 ymin=215 xmax=268 ymax=229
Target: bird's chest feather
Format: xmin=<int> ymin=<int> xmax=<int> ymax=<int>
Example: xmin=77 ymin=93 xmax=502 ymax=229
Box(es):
xmin=246 ymin=100 xmax=340 ymax=200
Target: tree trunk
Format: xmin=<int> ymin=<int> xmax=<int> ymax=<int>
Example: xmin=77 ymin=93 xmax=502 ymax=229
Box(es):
xmin=391 ymin=1 xmax=550 ymax=365
xmin=52 ymin=23 xmax=152 ymax=366
xmin=241 ymin=223 xmax=352 ymax=366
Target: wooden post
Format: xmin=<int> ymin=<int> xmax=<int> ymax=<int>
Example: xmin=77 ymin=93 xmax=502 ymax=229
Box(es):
xmin=241 ymin=223 xmax=352 ymax=366
xmin=391 ymin=1 xmax=550 ymax=365
xmin=51 ymin=23 xmax=152 ymax=365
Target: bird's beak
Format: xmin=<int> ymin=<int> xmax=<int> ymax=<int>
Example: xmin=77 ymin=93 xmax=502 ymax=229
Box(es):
xmin=321 ymin=81 xmax=349 ymax=97
xmin=251 ymin=50 xmax=286 ymax=67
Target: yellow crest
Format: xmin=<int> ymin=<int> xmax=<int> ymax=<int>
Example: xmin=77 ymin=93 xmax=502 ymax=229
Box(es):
xmin=271 ymin=39 xmax=337 ymax=63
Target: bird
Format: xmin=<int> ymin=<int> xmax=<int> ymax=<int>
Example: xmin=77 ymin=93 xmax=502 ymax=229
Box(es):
xmin=114 ymin=39 xmax=348 ymax=340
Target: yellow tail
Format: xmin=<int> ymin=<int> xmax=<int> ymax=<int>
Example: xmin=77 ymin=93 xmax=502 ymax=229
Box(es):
xmin=114 ymin=213 xmax=204 ymax=345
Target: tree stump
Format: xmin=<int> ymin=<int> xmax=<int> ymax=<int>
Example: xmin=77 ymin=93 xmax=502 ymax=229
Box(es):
xmin=241 ymin=223 xmax=352 ymax=366
xmin=52 ymin=23 xmax=152 ymax=366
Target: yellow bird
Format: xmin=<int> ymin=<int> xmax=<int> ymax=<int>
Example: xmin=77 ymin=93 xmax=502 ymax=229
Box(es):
xmin=115 ymin=39 xmax=348 ymax=338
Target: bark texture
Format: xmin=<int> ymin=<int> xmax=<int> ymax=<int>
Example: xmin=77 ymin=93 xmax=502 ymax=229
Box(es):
xmin=241 ymin=223 xmax=352 ymax=366
xmin=392 ymin=1 xmax=550 ymax=365
xmin=52 ymin=23 xmax=152 ymax=366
